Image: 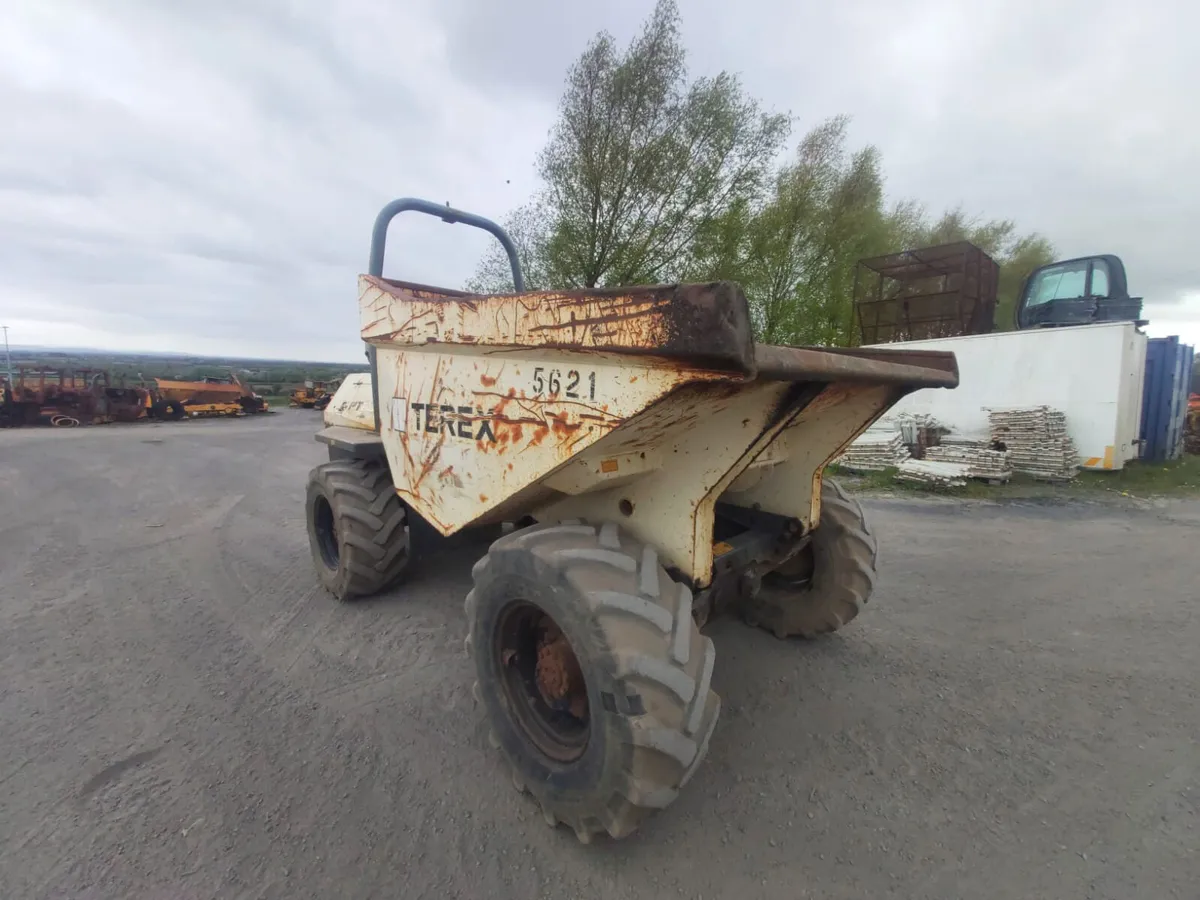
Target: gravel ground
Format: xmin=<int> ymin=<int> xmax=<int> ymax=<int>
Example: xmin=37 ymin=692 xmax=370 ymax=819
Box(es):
xmin=1 ymin=410 xmax=1196 ymax=899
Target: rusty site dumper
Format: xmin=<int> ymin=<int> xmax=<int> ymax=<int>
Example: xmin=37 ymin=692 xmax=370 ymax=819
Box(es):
xmin=1 ymin=368 xmax=146 ymax=427
xmin=304 ymin=198 xmax=960 ymax=843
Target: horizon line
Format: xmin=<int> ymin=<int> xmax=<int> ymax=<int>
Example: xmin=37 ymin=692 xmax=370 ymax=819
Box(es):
xmin=4 ymin=343 xmax=364 ymax=367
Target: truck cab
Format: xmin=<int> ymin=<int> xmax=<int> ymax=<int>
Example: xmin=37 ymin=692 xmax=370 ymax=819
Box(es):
xmin=1015 ymin=254 xmax=1144 ymax=329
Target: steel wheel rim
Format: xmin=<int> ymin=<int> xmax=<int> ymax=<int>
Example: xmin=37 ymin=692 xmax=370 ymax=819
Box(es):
xmin=494 ymin=601 xmax=590 ymax=764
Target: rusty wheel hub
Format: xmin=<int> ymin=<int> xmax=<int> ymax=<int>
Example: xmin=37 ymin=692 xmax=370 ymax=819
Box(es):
xmin=534 ymin=619 xmax=588 ymax=720
xmin=495 ymin=602 xmax=590 ymax=763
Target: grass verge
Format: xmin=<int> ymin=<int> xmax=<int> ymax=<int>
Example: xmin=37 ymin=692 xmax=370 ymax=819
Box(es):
xmin=832 ymin=455 xmax=1200 ymax=500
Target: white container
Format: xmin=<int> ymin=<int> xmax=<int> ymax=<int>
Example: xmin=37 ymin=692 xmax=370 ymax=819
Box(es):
xmin=869 ymin=322 xmax=1148 ymax=470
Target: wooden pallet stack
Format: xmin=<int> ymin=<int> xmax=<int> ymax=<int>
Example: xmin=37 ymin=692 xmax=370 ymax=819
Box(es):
xmin=895 ymin=458 xmax=971 ymax=487
xmin=835 ymin=429 xmax=910 ymax=472
xmin=986 ymin=406 xmax=1078 ymax=481
xmin=923 ymin=443 xmax=1013 ymax=482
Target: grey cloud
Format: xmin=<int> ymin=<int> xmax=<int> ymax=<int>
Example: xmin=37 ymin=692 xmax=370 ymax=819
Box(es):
xmin=1 ymin=0 xmax=1196 ymax=360
xmin=440 ymin=0 xmax=653 ymax=96
xmin=440 ymin=0 xmax=1199 ymax=321
xmin=2 ymin=0 xmax=550 ymax=359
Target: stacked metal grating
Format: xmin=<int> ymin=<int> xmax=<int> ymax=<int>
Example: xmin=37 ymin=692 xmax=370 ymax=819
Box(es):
xmin=923 ymin=443 xmax=1013 ymax=482
xmin=986 ymin=406 xmax=1079 ymax=481
xmin=895 ymin=459 xmax=971 ymax=487
xmin=895 ymin=412 xmax=944 ymax=457
xmin=835 ymin=428 xmax=910 ymax=472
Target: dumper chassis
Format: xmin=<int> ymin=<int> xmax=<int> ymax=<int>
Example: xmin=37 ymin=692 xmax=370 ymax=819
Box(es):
xmin=304 ymin=198 xmax=959 ymax=842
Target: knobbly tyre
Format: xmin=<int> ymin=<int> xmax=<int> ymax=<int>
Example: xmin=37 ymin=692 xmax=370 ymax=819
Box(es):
xmin=305 ymin=198 xmax=959 ymax=843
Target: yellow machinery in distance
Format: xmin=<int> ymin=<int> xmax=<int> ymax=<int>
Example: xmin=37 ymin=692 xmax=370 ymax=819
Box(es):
xmin=144 ymin=374 xmax=271 ymax=419
xmin=290 ymin=379 xmax=340 ymax=410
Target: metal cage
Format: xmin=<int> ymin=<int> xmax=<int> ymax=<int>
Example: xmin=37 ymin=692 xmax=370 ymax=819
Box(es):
xmin=854 ymin=241 xmax=999 ymax=344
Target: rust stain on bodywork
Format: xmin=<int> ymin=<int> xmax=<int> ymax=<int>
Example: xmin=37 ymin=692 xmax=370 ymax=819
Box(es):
xmin=468 ymin=387 xmax=622 ymax=462
xmin=350 ymin=262 xmax=961 ymax=570
xmin=361 ymin=277 xmax=758 ymax=375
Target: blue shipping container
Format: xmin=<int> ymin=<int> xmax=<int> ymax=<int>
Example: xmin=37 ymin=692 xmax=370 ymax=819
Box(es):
xmin=1140 ymin=336 xmax=1195 ymax=461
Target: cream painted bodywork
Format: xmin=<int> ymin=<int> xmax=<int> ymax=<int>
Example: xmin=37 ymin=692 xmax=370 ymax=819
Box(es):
xmin=323 ymin=373 xmax=375 ymax=431
xmin=372 ymin=344 xmax=734 ymax=537
xmin=340 ymin=275 xmax=945 ymax=587
xmin=537 ymin=380 xmax=895 ymax=588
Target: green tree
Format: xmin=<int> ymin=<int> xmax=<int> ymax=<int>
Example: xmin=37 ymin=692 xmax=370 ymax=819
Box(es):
xmin=466 ymin=202 xmax=553 ymax=292
xmin=737 ymin=117 xmax=893 ymax=346
xmin=467 ymin=0 xmax=789 ymax=292
xmin=470 ymin=0 xmax=1055 ymax=349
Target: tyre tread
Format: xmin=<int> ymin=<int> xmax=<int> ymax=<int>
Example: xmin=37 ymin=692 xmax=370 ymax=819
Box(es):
xmin=467 ymin=520 xmax=720 ymax=841
xmin=743 ymin=476 xmax=877 ymax=638
xmin=306 ymin=459 xmax=410 ymax=601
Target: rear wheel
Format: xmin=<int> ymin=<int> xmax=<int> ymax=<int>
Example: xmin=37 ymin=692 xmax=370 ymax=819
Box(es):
xmin=305 ymin=460 xmax=410 ymax=601
xmin=156 ymin=399 xmax=186 ymax=421
xmin=466 ymin=521 xmax=720 ymax=842
xmin=740 ymin=478 xmax=877 ymax=638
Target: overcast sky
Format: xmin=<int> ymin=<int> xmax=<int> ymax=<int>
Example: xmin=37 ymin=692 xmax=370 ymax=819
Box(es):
xmin=2 ymin=0 xmax=1194 ymax=362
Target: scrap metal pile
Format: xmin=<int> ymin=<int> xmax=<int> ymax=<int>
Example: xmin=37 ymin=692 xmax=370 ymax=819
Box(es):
xmin=987 ymin=406 xmax=1079 ymax=481
xmin=1 ymin=368 xmax=273 ymax=428
xmin=895 ymin=412 xmax=944 ymax=454
xmin=0 ymin=369 xmax=147 ymax=427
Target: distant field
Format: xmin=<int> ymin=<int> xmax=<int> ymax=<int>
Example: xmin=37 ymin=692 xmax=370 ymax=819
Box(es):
xmin=6 ymin=346 xmax=367 ymax=396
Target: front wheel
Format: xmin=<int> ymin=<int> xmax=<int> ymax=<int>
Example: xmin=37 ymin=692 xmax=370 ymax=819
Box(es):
xmin=466 ymin=522 xmax=720 ymax=843
xmin=740 ymin=477 xmax=877 ymax=638
xmin=305 ymin=460 xmax=410 ymax=601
